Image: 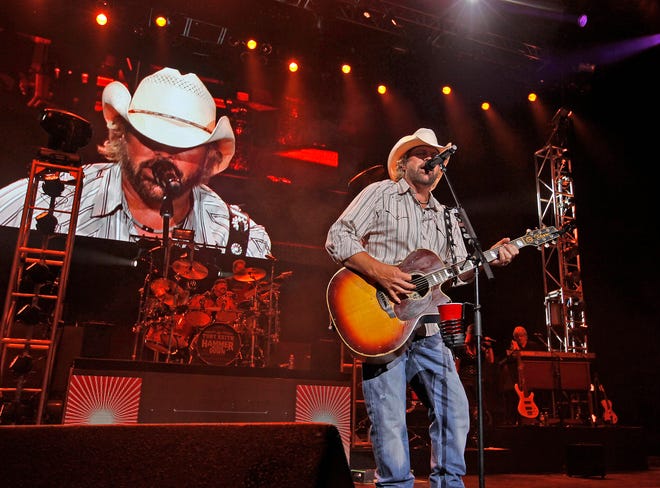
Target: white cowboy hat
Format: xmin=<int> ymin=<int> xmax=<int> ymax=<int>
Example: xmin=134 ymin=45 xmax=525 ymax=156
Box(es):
xmin=387 ymin=128 xmax=454 ymax=181
xmin=102 ymin=67 xmax=235 ymax=175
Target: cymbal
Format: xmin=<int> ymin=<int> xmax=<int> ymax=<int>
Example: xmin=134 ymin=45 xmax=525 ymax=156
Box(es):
xmin=172 ymin=259 xmax=208 ymax=280
xmin=150 ymin=278 xmax=187 ymax=307
xmin=233 ymin=267 xmax=266 ymax=282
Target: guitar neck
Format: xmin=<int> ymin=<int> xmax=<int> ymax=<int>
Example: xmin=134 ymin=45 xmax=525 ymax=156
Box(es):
xmin=427 ymin=234 xmax=534 ymax=287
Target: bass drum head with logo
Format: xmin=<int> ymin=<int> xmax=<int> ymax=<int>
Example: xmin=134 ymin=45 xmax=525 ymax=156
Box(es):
xmin=190 ymin=323 xmax=241 ymax=366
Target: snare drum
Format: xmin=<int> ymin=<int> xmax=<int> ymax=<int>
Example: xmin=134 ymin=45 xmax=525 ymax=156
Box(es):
xmin=190 ymin=323 xmax=241 ymax=366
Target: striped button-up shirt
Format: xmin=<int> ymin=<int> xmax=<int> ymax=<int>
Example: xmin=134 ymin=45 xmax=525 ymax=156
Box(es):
xmin=0 ymin=162 xmax=271 ymax=258
xmin=326 ymin=177 xmax=469 ymax=271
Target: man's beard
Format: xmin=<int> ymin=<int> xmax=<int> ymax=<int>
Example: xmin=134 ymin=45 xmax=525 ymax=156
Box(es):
xmin=121 ymin=156 xmax=206 ymax=207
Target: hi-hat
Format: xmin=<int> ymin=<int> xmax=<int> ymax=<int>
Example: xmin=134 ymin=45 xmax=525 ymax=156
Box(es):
xmin=172 ymin=259 xmax=208 ymax=280
xmin=233 ymin=267 xmax=266 ymax=282
xmin=150 ymin=278 xmax=187 ymax=307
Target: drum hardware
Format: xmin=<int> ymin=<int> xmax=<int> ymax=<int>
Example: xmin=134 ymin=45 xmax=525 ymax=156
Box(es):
xmin=236 ymin=284 xmax=265 ymax=367
xmin=232 ymin=267 xmax=266 ymax=283
xmin=144 ymin=314 xmax=194 ymax=356
xmin=273 ymin=270 xmax=293 ymax=281
xmin=132 ymin=250 xmax=285 ymax=367
xmin=171 ymin=259 xmax=208 ymax=281
xmin=149 ymin=278 xmax=188 ymax=308
xmin=172 ymin=236 xmax=209 ymax=280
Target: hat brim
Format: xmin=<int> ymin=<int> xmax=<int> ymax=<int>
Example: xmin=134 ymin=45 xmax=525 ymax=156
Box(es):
xmin=102 ymin=81 xmax=236 ymax=174
xmin=387 ymin=133 xmax=453 ymax=181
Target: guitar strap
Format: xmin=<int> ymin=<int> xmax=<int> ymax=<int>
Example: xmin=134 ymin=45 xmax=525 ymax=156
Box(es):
xmin=443 ymin=207 xmax=458 ymax=286
xmin=226 ymin=204 xmax=250 ymax=257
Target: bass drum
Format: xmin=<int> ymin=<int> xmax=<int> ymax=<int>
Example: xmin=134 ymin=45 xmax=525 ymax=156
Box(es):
xmin=190 ymin=323 xmax=241 ymax=366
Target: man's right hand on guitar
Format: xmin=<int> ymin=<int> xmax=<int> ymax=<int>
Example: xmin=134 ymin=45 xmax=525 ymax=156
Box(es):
xmin=344 ymin=252 xmax=415 ymax=303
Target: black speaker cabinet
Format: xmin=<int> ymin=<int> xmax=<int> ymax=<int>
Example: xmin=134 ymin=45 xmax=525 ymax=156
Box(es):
xmin=566 ymin=443 xmax=606 ymax=478
xmin=502 ymin=352 xmax=594 ymax=391
xmin=522 ymin=359 xmax=591 ymax=390
xmin=0 ymin=423 xmax=355 ymax=487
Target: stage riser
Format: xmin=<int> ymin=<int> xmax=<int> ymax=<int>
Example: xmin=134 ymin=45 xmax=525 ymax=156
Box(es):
xmin=486 ymin=425 xmax=648 ymax=473
xmin=352 ymin=425 xmax=648 ymax=476
xmin=64 ymin=359 xmax=351 ymax=424
xmin=0 ymin=423 xmax=354 ymax=488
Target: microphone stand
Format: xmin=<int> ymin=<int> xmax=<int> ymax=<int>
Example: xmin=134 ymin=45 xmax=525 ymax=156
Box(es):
xmin=160 ymin=191 xmax=174 ymax=363
xmin=438 ymin=161 xmax=493 ymax=488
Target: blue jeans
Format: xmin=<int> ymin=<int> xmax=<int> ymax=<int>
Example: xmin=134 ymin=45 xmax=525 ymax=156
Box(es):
xmin=361 ymin=333 xmax=469 ymax=488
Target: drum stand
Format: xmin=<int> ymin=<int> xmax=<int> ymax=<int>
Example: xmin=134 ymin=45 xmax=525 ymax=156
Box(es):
xmin=131 ymin=272 xmax=153 ymax=361
xmin=243 ymin=293 xmax=263 ymax=368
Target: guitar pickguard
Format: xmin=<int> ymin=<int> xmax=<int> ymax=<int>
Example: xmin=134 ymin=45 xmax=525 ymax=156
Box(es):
xmin=376 ymin=289 xmax=396 ymax=318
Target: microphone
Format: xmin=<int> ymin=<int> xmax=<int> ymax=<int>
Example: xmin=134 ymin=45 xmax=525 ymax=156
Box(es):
xmin=533 ymin=332 xmax=547 ymax=345
xmin=152 ymin=159 xmax=182 ymax=196
xmin=422 ymin=145 xmax=457 ymax=172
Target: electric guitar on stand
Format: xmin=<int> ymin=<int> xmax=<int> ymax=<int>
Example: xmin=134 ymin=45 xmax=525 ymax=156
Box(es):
xmin=326 ymin=225 xmax=572 ymax=363
xmin=514 ymin=352 xmax=540 ymax=420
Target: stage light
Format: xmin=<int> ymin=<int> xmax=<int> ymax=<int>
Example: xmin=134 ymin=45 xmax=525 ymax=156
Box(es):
xmin=35 ymin=212 xmax=58 ymax=235
xmin=16 ymin=304 xmax=42 ymax=325
xmin=481 ymin=102 xmax=490 ymax=111
xmin=9 ymin=353 xmax=33 ymax=376
xmin=442 ymin=86 xmax=451 ymax=95
xmin=246 ymin=39 xmax=257 ymax=50
xmin=24 ymin=262 xmax=52 ymax=285
xmin=385 ymin=12 xmax=402 ymax=28
xmin=154 ymin=15 xmax=170 ymax=28
xmin=577 ymin=14 xmax=588 ymax=28
xmin=377 ymin=84 xmax=387 ymax=94
xmin=341 ymin=64 xmax=351 ymax=74
xmin=288 ymin=61 xmax=299 ymax=73
xmin=42 ymin=173 xmax=65 ymax=198
xmin=528 ymin=92 xmax=538 ymax=102
xmin=95 ymin=12 xmax=109 ymax=26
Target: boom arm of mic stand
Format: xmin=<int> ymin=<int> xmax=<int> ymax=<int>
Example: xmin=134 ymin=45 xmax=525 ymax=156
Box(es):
xmin=454 ymin=205 xmax=493 ymax=281
xmin=437 ymin=162 xmax=493 ymax=280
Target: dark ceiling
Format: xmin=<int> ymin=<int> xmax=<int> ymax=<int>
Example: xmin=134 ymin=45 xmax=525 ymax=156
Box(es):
xmin=2 ymin=1 xmax=658 ymax=101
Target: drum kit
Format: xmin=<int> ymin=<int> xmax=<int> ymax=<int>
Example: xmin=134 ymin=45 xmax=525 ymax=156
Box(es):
xmin=133 ymin=239 xmax=289 ymax=368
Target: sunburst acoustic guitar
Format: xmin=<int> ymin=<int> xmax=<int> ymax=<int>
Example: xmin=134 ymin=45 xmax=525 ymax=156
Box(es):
xmin=326 ymin=225 xmax=572 ymax=363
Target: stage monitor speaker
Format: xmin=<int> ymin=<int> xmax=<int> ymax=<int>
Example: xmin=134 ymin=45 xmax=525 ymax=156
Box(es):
xmin=566 ymin=443 xmax=606 ymax=478
xmin=0 ymin=422 xmax=354 ymax=488
xmin=521 ymin=359 xmax=591 ymax=390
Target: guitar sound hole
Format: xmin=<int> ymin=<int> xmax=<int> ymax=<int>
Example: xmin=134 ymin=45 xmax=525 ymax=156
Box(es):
xmin=411 ymin=274 xmax=428 ymax=299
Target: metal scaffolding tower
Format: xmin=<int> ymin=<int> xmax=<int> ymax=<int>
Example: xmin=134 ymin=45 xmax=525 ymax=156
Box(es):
xmin=535 ymin=108 xmax=588 ymax=353
xmin=0 ymin=109 xmax=91 ymax=424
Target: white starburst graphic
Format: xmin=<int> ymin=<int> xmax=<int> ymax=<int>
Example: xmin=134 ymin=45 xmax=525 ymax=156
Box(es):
xmin=63 ymin=375 xmax=142 ymax=424
xmin=295 ymin=384 xmax=351 ymax=460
